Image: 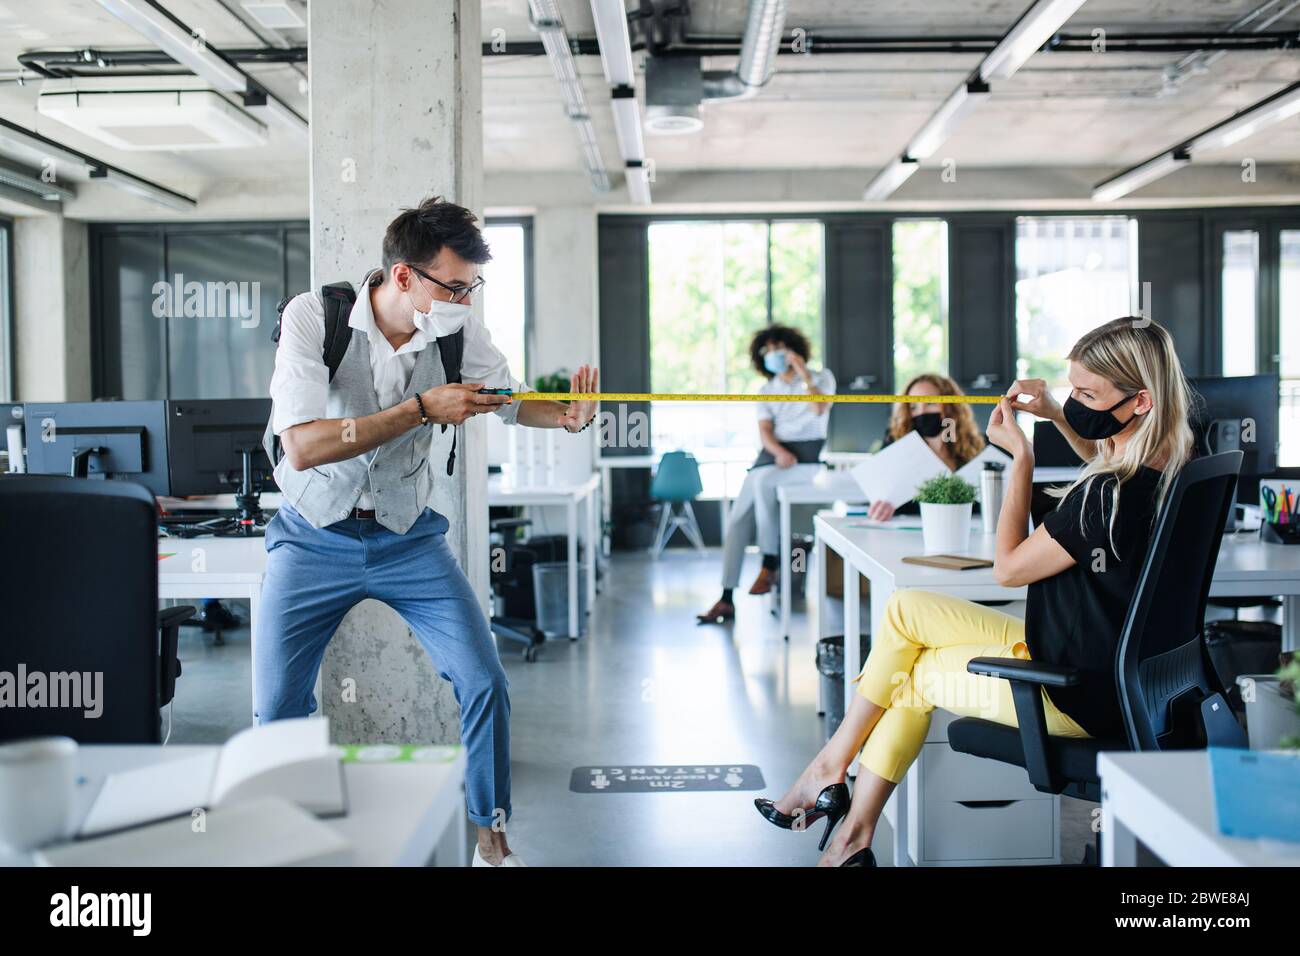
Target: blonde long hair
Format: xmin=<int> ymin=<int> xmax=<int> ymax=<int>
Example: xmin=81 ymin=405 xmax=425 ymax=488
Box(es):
xmin=1053 ymin=317 xmax=1194 ymax=553
xmin=888 ymin=373 xmax=985 ymax=467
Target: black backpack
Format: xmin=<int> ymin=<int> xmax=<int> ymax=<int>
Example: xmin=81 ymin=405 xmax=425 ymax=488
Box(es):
xmin=272 ymin=281 xmax=466 ymax=475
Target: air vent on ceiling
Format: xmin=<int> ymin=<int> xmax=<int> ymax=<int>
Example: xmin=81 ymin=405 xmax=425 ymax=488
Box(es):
xmin=241 ymin=1 xmax=306 ymax=30
xmin=37 ymin=88 xmax=268 ymax=151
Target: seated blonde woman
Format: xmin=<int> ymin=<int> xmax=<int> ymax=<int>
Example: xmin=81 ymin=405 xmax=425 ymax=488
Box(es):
xmin=867 ymin=373 xmax=986 ymax=522
xmin=754 ymin=317 xmax=1193 ymax=866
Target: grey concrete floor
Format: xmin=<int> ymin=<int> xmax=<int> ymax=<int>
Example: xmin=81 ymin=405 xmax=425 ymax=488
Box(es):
xmin=166 ymin=547 xmax=1100 ymax=867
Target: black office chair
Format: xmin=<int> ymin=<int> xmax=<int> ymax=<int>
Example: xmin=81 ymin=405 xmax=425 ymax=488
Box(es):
xmin=488 ymin=515 xmax=545 ymax=662
xmin=948 ymin=452 xmax=1248 ymax=860
xmin=0 ymin=476 xmax=192 ymax=743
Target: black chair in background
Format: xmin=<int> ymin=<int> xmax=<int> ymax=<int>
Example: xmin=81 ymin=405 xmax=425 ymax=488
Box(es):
xmin=488 ymin=514 xmax=545 ymax=662
xmin=949 ymin=452 xmax=1247 ymax=861
xmin=0 ymin=476 xmax=192 ymax=743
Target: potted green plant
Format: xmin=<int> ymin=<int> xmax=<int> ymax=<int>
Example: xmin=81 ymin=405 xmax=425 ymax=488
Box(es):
xmin=533 ymin=371 xmax=570 ymax=399
xmin=914 ymin=473 xmax=978 ymax=554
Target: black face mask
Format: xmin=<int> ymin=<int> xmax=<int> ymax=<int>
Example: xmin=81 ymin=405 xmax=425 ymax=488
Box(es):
xmin=1062 ymin=392 xmax=1138 ymax=441
xmin=911 ymin=412 xmax=945 ymax=439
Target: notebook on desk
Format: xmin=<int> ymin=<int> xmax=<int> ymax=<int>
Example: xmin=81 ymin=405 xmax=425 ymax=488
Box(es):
xmin=77 ymin=717 xmax=346 ymax=838
xmin=902 ymin=555 xmax=994 ymax=571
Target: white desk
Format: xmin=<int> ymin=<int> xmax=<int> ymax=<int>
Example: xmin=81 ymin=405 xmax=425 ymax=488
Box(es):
xmin=775 ymin=465 xmax=1084 ymax=638
xmin=489 ymin=473 xmax=599 ymax=639
xmin=776 ymin=473 xmax=868 ymax=638
xmin=1098 ymin=751 xmax=1300 ymax=866
xmin=0 ymin=743 xmax=469 ymax=867
xmin=158 ymin=535 xmax=267 ymax=718
xmin=812 ymin=513 xmax=1300 ymax=866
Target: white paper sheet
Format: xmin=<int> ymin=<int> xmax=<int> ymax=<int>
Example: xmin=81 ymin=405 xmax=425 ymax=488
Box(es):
xmin=849 ymin=431 xmax=950 ymax=507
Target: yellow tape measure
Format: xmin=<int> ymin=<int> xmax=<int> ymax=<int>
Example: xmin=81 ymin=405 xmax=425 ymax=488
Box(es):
xmin=515 ymin=392 xmax=1002 ymax=404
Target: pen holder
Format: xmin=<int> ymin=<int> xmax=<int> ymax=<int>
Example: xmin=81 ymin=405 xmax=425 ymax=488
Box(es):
xmin=1261 ymin=521 xmax=1300 ymax=545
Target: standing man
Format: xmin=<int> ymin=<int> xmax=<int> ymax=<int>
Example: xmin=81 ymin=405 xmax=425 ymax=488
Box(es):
xmin=259 ymin=196 xmax=599 ymax=867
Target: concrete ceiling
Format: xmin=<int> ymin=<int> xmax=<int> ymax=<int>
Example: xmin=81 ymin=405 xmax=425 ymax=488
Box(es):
xmin=0 ymin=0 xmax=1297 ymax=204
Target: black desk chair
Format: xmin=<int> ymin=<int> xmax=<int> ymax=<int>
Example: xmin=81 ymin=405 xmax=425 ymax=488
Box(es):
xmin=0 ymin=476 xmax=192 ymax=743
xmin=949 ymin=452 xmax=1248 ymax=861
xmin=489 ymin=515 xmax=545 ymax=662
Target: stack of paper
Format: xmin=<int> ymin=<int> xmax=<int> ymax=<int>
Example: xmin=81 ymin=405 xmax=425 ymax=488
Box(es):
xmin=849 ymin=431 xmax=1011 ymax=507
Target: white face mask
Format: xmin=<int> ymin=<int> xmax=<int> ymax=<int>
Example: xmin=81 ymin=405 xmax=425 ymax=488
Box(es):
xmin=410 ymin=293 xmax=471 ymax=338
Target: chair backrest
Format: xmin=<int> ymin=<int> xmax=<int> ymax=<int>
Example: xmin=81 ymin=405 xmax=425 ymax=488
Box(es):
xmin=0 ymin=476 xmax=163 ymax=743
xmin=650 ymin=452 xmax=703 ymax=502
xmin=1115 ymin=451 xmax=1245 ymax=752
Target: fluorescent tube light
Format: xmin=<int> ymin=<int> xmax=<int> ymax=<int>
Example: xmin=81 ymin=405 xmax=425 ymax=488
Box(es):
xmin=90 ymin=167 xmax=197 ymax=210
xmin=1186 ymin=81 xmax=1300 ymax=153
xmin=980 ymin=0 xmax=1089 ymax=81
xmin=96 ymin=0 xmax=249 ymax=93
xmin=610 ymin=90 xmax=646 ymax=163
xmin=589 ymin=0 xmax=636 ymax=88
xmin=625 ymin=163 xmax=652 ymax=204
xmin=906 ymin=81 xmax=990 ymax=160
xmin=1091 ymin=150 xmax=1189 ymax=202
xmin=0 ymin=165 xmax=74 ymax=203
xmin=863 ymin=157 xmax=919 ymax=201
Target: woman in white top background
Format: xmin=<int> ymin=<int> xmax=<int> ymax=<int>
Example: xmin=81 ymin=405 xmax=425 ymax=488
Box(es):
xmin=698 ymin=325 xmax=836 ymax=624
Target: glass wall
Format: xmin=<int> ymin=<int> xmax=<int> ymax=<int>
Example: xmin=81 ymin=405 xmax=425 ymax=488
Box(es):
xmin=647 ymin=219 xmax=824 ymax=496
xmin=1014 ymin=216 xmax=1137 ymax=389
xmin=482 ymin=221 xmax=529 ymax=383
xmin=892 ymin=219 xmax=949 ymax=387
xmin=1221 ymin=230 xmax=1260 ymax=378
xmin=0 ymin=218 xmax=11 ymax=401
xmin=92 ymin=223 xmax=308 ymax=400
xmin=1280 ymin=230 xmax=1300 ymax=465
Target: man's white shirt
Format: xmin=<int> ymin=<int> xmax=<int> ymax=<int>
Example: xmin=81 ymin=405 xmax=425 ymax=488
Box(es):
xmin=269 ymin=269 xmax=529 ymax=509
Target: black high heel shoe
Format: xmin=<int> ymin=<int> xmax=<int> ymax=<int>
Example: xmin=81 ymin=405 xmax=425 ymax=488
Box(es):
xmin=754 ymin=782 xmax=850 ymax=851
xmin=839 ymin=846 xmax=876 ymax=867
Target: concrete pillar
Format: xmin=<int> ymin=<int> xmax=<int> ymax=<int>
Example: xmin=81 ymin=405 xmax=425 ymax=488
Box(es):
xmin=308 ymin=0 xmax=486 ymax=744
xmin=13 ymin=214 xmax=90 ymax=402
xmin=531 ymin=205 xmax=598 ymax=483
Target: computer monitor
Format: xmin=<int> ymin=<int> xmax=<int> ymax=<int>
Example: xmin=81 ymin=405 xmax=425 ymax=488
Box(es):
xmin=164 ymin=398 xmax=276 ymax=497
xmin=828 ymin=401 xmax=894 ymax=453
xmin=1032 ymin=420 xmax=1084 ymax=467
xmin=1187 ymin=374 xmax=1279 ymax=503
xmin=22 ymin=400 xmax=171 ymax=496
xmin=164 ymin=399 xmax=276 ymax=534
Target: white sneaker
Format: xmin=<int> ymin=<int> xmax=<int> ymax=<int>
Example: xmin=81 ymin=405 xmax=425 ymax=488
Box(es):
xmin=472 ymin=845 xmax=528 ymax=867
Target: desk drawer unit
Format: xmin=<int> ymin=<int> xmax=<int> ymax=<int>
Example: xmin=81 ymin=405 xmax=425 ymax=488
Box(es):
xmin=908 ymin=742 xmax=1060 ymax=866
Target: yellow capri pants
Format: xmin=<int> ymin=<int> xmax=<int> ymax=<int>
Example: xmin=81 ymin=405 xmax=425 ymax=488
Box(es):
xmin=853 ymin=588 xmax=1090 ymax=784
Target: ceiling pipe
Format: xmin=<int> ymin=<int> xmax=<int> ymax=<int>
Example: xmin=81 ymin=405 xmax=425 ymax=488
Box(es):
xmin=701 ymin=0 xmax=787 ymax=102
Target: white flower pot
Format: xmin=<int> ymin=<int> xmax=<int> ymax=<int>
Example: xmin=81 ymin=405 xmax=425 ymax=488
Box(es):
xmin=1236 ymin=676 xmax=1300 ymax=750
xmin=919 ymin=502 xmax=973 ymax=554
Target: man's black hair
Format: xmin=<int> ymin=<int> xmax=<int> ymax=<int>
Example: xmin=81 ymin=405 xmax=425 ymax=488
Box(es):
xmin=382 ymin=196 xmax=491 ymax=275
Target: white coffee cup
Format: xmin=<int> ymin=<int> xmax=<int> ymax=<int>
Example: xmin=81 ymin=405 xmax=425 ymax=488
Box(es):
xmin=0 ymin=736 xmax=79 ymax=852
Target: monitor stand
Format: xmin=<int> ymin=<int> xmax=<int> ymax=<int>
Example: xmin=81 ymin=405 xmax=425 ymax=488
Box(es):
xmin=215 ymin=447 xmax=268 ymax=537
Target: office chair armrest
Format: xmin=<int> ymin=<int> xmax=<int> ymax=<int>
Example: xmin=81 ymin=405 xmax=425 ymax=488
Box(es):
xmin=966 ymin=657 xmax=1082 ymax=794
xmin=966 ymin=657 xmax=1082 ymax=687
xmin=158 ymin=606 xmax=195 ymax=708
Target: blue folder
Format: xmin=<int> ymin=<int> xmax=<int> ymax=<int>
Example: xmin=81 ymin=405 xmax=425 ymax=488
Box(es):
xmin=1208 ymin=747 xmax=1300 ymax=843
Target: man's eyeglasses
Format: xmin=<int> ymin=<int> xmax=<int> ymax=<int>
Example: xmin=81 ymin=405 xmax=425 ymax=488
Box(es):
xmin=408 ymin=263 xmax=485 ymax=304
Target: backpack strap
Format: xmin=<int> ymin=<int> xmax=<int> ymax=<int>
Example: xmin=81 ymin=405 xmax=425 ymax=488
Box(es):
xmin=320 ymin=282 xmax=357 ymax=383
xmin=436 ymin=329 xmax=466 ymax=475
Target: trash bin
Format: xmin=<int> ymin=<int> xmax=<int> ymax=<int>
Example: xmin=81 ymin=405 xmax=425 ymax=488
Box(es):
xmin=1204 ymin=619 xmax=1282 ymax=712
xmin=532 ymin=561 xmax=589 ymax=639
xmin=1235 ymin=675 xmax=1300 ymax=750
xmin=816 ymin=634 xmax=869 ymax=736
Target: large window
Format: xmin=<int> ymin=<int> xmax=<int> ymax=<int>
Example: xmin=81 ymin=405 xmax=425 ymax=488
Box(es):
xmin=1015 ymin=216 xmax=1137 ymax=389
xmin=1221 ymin=230 xmax=1260 ymax=378
xmin=0 ymin=217 xmax=11 ymax=401
xmin=1280 ymin=230 xmax=1300 ymax=465
xmin=892 ymin=219 xmax=949 ymax=387
xmin=647 ymin=219 xmax=824 ymax=494
xmin=482 ymin=221 xmax=530 ymax=383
